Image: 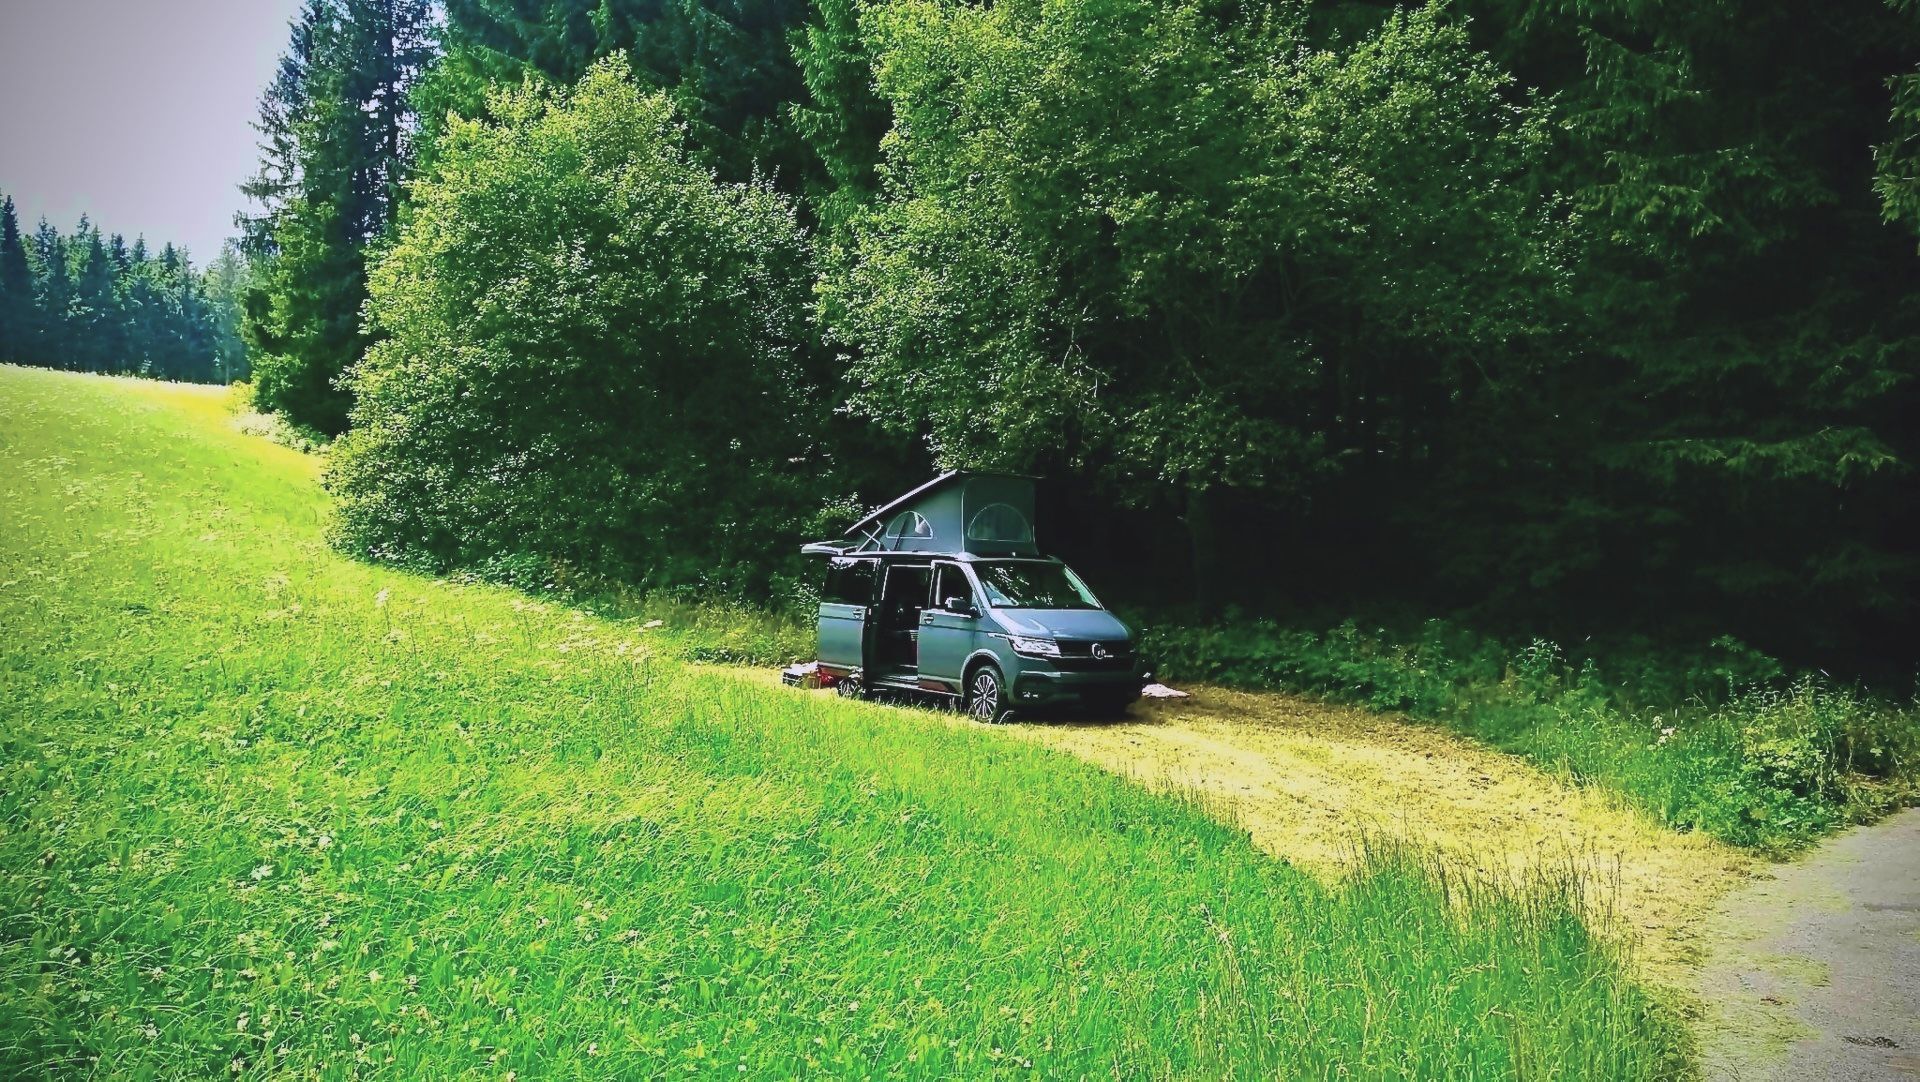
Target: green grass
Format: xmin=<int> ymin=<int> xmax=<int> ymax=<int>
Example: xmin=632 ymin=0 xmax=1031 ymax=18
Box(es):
xmin=1 ymin=366 xmax=1684 ymax=1078
xmin=1142 ymin=619 xmax=1919 ymax=854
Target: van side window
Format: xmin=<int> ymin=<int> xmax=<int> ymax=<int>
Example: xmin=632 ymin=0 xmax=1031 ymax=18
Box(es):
xmin=933 ymin=564 xmax=972 ymax=610
xmin=824 ymin=558 xmax=876 ymax=605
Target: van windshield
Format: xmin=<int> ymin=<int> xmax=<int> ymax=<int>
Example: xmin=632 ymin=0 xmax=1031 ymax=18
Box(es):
xmin=974 ymin=561 xmax=1102 ymax=610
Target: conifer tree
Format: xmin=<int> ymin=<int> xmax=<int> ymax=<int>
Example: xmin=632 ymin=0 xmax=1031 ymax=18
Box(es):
xmin=0 ymin=197 xmax=33 ymax=364
xmin=72 ymin=222 xmax=124 ymax=372
xmin=441 ymin=0 xmax=814 ymax=186
xmin=242 ymin=0 xmax=436 ymax=433
xmin=31 ymin=220 xmax=72 ymax=368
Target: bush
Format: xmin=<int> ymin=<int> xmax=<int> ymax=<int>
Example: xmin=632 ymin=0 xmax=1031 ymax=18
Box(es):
xmin=329 ymin=56 xmax=821 ymax=597
xmin=1140 ymin=616 xmax=1918 ymax=853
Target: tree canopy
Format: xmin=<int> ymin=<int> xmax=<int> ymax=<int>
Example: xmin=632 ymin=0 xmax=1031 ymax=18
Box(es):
xmin=0 ymin=195 xmax=249 ymax=384
xmin=329 ymin=57 xmax=818 ymax=592
xmin=205 ymin=0 xmax=1920 ymax=667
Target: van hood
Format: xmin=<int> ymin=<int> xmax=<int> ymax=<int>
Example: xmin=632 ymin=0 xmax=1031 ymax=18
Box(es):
xmin=991 ymin=608 xmax=1133 ymax=642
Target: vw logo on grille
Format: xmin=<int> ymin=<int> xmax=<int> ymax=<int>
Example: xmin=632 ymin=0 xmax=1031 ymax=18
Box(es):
xmin=1090 ymin=643 xmax=1110 ymax=660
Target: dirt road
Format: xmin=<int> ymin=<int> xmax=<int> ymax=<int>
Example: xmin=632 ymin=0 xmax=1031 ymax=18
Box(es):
xmin=741 ymin=671 xmax=1754 ymax=985
xmin=1696 ymin=808 xmax=1920 ymax=1080
xmin=1003 ymin=685 xmax=1754 ymax=984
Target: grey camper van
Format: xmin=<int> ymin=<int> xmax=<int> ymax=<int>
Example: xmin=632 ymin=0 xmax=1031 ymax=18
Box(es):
xmin=801 ymin=473 xmax=1146 ymax=723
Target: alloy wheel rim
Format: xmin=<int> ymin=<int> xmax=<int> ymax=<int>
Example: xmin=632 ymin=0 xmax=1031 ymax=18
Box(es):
xmin=970 ymin=673 xmax=997 ymax=719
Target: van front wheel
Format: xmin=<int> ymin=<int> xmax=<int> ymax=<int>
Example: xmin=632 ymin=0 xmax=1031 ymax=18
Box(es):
xmin=965 ymin=664 xmax=1014 ymax=725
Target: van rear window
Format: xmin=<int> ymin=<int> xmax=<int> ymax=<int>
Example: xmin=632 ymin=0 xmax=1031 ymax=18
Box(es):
xmin=824 ymin=558 xmax=877 ymax=605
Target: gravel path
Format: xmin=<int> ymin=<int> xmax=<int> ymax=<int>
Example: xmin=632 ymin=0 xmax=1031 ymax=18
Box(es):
xmin=1697 ymin=808 xmax=1920 ymax=1080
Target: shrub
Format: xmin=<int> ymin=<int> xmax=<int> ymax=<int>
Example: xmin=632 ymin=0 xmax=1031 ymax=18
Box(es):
xmin=329 ymin=56 xmax=820 ymax=597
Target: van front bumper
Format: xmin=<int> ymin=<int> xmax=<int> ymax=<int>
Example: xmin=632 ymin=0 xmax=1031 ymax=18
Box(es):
xmin=1009 ymin=665 xmax=1145 ymax=706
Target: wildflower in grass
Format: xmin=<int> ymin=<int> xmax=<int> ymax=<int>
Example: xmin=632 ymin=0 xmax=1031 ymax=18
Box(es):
xmin=251 ymin=863 xmax=273 ymax=880
xmin=368 ymin=969 xmax=382 ymax=983
xmin=375 ymin=588 xmax=390 ymax=609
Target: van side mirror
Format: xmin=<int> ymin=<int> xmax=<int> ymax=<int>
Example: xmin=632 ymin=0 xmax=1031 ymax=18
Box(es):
xmin=942 ymin=595 xmax=976 ymax=616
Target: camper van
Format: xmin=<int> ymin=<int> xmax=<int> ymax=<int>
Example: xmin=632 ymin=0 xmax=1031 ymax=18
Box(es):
xmin=800 ymin=473 xmax=1146 ymax=723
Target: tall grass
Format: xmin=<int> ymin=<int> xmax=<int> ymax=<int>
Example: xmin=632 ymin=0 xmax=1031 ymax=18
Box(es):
xmin=0 ymin=365 xmax=1688 ymax=1075
xmin=1144 ymin=618 xmax=1920 ymax=853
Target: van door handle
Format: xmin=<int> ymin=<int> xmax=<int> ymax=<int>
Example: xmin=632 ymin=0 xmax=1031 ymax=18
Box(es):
xmin=921 ymin=612 xmax=934 ymax=624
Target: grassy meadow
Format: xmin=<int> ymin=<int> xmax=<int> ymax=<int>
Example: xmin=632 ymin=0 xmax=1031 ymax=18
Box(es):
xmin=0 ymin=365 xmax=1684 ymax=1078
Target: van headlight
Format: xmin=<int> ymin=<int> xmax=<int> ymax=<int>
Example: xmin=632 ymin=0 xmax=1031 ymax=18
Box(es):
xmin=1008 ymin=636 xmax=1060 ymax=657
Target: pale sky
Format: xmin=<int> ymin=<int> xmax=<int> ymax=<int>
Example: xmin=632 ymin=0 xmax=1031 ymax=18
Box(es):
xmin=0 ymin=0 xmax=303 ymax=264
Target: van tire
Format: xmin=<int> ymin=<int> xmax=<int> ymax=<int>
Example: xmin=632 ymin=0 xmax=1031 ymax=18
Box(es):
xmin=965 ymin=663 xmax=1014 ymax=725
xmin=836 ymin=672 xmax=865 ymax=701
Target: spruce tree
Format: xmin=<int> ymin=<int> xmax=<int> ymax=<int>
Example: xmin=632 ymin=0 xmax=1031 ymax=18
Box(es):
xmin=0 ymin=197 xmax=33 ymax=364
xmin=442 ymin=0 xmax=815 ymax=186
xmin=31 ymin=220 xmax=72 ymax=369
xmin=72 ymin=222 xmax=124 ymax=373
xmin=242 ymin=0 xmax=435 ymax=433
xmin=240 ymin=0 xmax=329 ymax=257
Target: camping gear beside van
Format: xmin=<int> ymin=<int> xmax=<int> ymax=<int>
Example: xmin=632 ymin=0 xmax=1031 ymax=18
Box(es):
xmin=799 ymin=472 xmax=1148 ymax=723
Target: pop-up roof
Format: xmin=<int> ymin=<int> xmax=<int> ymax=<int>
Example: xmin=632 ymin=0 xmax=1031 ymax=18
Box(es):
xmin=803 ymin=472 xmax=1039 ymax=557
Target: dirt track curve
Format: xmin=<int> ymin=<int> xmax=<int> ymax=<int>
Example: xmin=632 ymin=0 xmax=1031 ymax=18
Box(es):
xmin=736 ymin=670 xmax=1755 ymax=987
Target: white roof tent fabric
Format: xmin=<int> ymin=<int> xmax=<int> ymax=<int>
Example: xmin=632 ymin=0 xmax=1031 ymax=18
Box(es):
xmin=801 ymin=472 xmax=1040 ymax=558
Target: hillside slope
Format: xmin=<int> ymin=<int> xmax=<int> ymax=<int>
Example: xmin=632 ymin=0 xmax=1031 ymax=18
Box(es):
xmin=0 ymin=365 xmax=1682 ymax=1078
xmin=743 ymin=671 xmax=1755 ymax=987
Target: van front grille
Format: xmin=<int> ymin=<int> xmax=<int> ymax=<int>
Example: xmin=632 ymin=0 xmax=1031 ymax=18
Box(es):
xmin=1052 ymin=641 xmax=1134 ymax=671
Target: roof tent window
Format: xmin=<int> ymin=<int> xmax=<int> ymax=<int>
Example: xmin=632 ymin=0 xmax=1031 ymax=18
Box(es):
xmin=885 ymin=511 xmax=933 ymax=540
xmin=966 ymin=502 xmax=1033 ymax=545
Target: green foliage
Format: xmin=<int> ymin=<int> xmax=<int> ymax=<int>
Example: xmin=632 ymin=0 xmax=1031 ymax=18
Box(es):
xmin=331 ymin=58 xmax=821 ymax=597
xmin=244 ymin=196 xmax=367 ymax=434
xmin=240 ymin=0 xmax=436 ymax=434
xmin=405 ymin=43 xmax=517 ymax=177
xmin=790 ymin=0 xmax=889 ymax=230
xmin=222 ymin=0 xmax=1920 ymax=666
xmin=820 ymin=0 xmax=1564 ymax=610
xmin=0 ymin=197 xmax=32 ymax=363
xmin=441 ymin=0 xmax=816 ymax=186
xmin=830 ymin=1 xmax=1553 ymax=484
xmin=1141 ymin=616 xmax=1919 ymax=852
xmin=1427 ymin=0 xmax=1920 ymax=647
xmin=0 ymin=362 xmax=1688 ymax=1081
xmin=1881 ymin=0 xmax=1920 ymax=237
xmin=0 ymin=195 xmax=248 ymax=382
